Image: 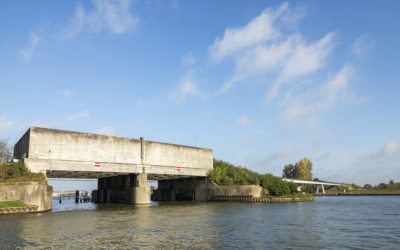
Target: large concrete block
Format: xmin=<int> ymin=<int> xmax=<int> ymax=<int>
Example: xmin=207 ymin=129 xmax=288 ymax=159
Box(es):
xmin=210 ymin=185 xmax=263 ymax=198
xmin=0 ymin=182 xmax=53 ymax=212
xmin=128 ymin=187 xmax=150 ymax=204
xmin=14 ymin=127 xmax=213 ymax=179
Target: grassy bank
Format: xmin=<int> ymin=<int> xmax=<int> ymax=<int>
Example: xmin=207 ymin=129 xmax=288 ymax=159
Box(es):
xmin=0 ymin=162 xmax=46 ymax=183
xmin=336 ymin=190 xmax=400 ymax=195
xmin=0 ymin=200 xmax=29 ymax=208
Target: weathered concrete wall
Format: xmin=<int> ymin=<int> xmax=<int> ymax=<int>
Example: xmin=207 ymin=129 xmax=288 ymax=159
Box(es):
xmin=210 ymin=185 xmax=263 ymax=198
xmin=144 ymin=141 xmax=213 ymax=170
xmin=0 ymin=182 xmax=53 ymax=212
xmin=152 ymin=178 xmax=218 ymax=202
xmin=27 ymin=127 xmax=142 ymax=164
xmin=93 ymin=173 xmax=150 ymax=204
xmin=153 ymin=180 xmax=263 ymax=202
xmin=14 ymin=129 xmax=30 ymax=159
xmin=16 ymin=127 xmax=213 ymax=179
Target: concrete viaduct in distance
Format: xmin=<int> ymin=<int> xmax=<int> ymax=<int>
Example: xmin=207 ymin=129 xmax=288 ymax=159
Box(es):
xmin=14 ymin=127 xmax=214 ymax=204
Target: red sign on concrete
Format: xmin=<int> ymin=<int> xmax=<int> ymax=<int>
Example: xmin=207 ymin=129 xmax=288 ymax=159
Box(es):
xmin=176 ymin=166 xmax=181 ymax=171
xmin=95 ymin=162 xmax=101 ymax=167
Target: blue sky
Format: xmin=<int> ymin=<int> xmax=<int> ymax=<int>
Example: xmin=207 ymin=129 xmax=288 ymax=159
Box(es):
xmin=1 ymin=0 xmax=399 ymax=188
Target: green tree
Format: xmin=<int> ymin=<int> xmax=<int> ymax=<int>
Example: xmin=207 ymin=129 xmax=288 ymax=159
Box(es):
xmin=377 ymin=183 xmax=387 ymax=189
xmin=282 ymin=157 xmax=313 ymax=180
xmin=389 ymin=180 xmax=395 ymax=189
xmin=0 ymin=139 xmax=12 ymax=163
xmin=282 ymin=164 xmax=295 ymax=179
xmin=209 ymin=159 xmax=298 ymax=196
xmin=364 ymin=184 xmax=373 ymax=189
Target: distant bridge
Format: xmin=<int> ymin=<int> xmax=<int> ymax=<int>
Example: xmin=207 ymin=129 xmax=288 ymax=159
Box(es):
xmin=282 ymin=178 xmax=341 ymax=194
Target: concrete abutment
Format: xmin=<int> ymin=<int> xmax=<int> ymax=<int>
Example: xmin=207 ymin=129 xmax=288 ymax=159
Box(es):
xmin=152 ymin=177 xmax=217 ymax=202
xmin=93 ymin=173 xmax=150 ymax=204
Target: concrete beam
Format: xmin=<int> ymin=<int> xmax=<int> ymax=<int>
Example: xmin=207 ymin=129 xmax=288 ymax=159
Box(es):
xmin=25 ymin=158 xmax=209 ymax=179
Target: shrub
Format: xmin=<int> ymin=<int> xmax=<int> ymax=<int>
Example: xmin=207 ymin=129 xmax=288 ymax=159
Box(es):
xmin=5 ymin=166 xmax=16 ymax=178
xmin=0 ymin=162 xmax=46 ymax=183
xmin=210 ymin=159 xmax=298 ymax=196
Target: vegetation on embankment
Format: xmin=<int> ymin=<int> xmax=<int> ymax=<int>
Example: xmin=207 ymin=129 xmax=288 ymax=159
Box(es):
xmin=0 ymin=200 xmax=28 ymax=208
xmin=209 ymin=159 xmax=299 ymax=196
xmin=325 ymin=181 xmax=400 ymax=195
xmin=0 ymin=162 xmax=46 ymax=183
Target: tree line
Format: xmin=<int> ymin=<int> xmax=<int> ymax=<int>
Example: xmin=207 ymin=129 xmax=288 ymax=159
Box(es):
xmin=209 ymin=159 xmax=298 ymax=196
xmin=364 ymin=180 xmax=400 ymax=190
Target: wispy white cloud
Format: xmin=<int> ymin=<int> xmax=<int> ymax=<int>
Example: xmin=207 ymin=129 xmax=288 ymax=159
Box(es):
xmin=352 ymin=34 xmax=375 ymax=56
xmin=219 ymin=34 xmax=297 ymax=93
xmin=267 ymin=32 xmax=335 ymax=101
xmin=67 ymin=110 xmax=89 ymax=121
xmin=60 ymin=4 xmax=86 ymax=39
xmin=0 ymin=116 xmax=13 ymax=131
xmin=59 ymin=89 xmax=76 ymax=99
xmin=169 ymin=71 xmax=205 ymax=103
xmin=209 ymin=2 xmax=288 ymax=61
xmin=94 ymin=126 xmax=114 ymax=135
xmin=211 ymin=2 xmax=335 ymax=100
xmin=20 ymin=31 xmax=40 ymax=61
xmin=361 ymin=139 xmax=400 ymax=160
xmin=281 ymin=4 xmax=308 ymax=25
xmin=59 ymin=0 xmax=138 ymax=39
xmin=280 ymin=64 xmax=353 ymax=124
xmin=236 ymin=115 xmax=251 ymax=127
xmin=181 ymin=51 xmax=196 ymax=66
xmin=382 ymin=140 xmax=400 ymax=155
xmin=344 ymin=139 xmax=400 ymax=185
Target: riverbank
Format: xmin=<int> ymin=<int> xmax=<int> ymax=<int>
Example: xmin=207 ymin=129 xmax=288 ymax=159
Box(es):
xmin=0 ymin=163 xmax=53 ymax=214
xmin=0 ymin=201 xmax=40 ymax=215
xmin=213 ymin=194 xmax=314 ymax=202
xmin=0 ymin=182 xmax=53 ymax=213
xmin=323 ymin=189 xmax=400 ymax=196
xmin=0 ymin=200 xmax=28 ymax=208
xmin=316 ymin=193 xmax=400 ymax=196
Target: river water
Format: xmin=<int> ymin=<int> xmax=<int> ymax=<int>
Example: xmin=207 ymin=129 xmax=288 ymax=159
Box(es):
xmin=1 ymin=196 xmax=399 ymax=249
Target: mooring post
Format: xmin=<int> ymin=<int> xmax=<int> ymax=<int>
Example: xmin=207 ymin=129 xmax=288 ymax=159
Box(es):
xmin=75 ymin=190 xmax=79 ymax=203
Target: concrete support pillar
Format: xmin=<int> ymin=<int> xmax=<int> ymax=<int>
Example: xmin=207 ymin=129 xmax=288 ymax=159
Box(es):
xmin=94 ymin=174 xmax=150 ymax=204
xmin=152 ymin=177 xmax=211 ymax=202
xmin=105 ymin=189 xmax=111 ymax=203
xmin=128 ymin=173 xmax=150 ymax=204
xmin=316 ymin=184 xmax=326 ymax=194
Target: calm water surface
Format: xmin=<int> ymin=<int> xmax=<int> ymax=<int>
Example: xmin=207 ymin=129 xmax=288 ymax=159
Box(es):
xmin=1 ymin=196 xmax=400 ymax=249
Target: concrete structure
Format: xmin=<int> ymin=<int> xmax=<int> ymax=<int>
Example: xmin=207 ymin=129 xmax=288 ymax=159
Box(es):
xmin=0 ymin=182 xmax=52 ymax=212
xmin=152 ymin=179 xmax=263 ymax=202
xmin=152 ymin=177 xmax=217 ymax=201
xmin=14 ymin=127 xmax=213 ymax=204
xmin=282 ymin=178 xmax=340 ymax=194
xmin=210 ymin=185 xmax=263 ymax=198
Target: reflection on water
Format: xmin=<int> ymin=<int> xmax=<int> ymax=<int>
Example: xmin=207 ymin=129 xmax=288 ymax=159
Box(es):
xmin=1 ymin=196 xmax=400 ymax=249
